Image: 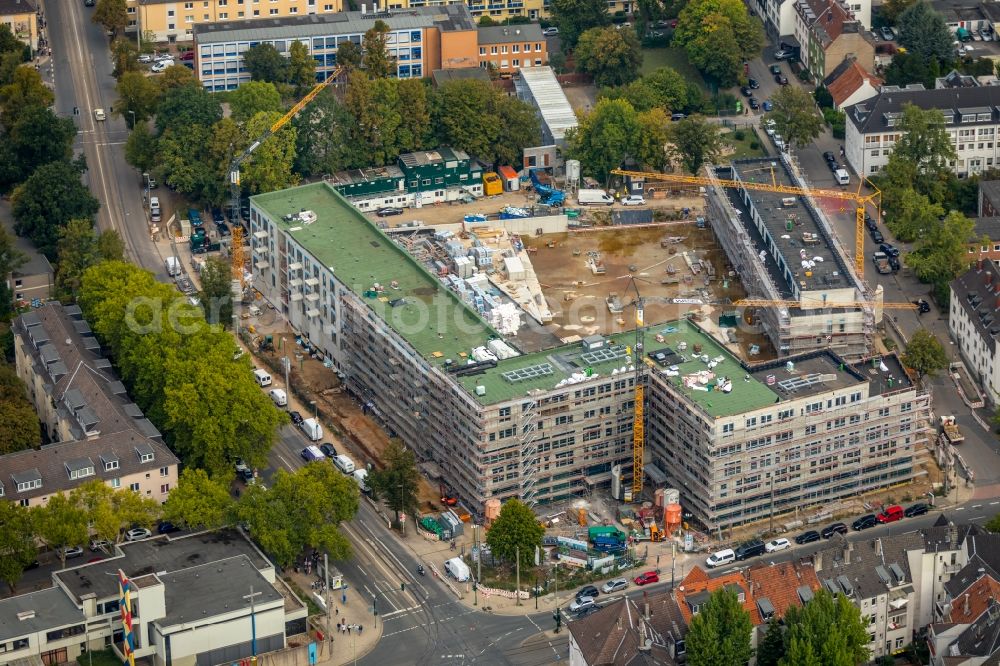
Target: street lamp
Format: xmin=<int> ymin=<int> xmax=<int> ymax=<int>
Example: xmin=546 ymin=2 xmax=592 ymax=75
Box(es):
xmin=309 ymin=400 xmax=317 ymax=419
xmin=126 ymin=109 xmax=135 ymax=129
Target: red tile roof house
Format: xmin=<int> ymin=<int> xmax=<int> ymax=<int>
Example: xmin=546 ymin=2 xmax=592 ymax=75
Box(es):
xmin=824 ymin=56 xmax=882 ymax=111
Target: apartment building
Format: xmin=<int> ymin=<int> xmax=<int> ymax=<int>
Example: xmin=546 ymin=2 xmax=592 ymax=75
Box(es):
xmin=0 ymin=0 xmax=38 ymax=51
xmin=7 ymin=303 xmax=178 ymax=507
xmin=567 ymin=592 xmax=687 ymax=665
xmin=0 ymin=530 xmax=307 ymax=666
xmin=753 ymin=0 xmax=869 ymax=43
xmin=3 ymin=218 xmax=52 ymax=308
xmin=824 ymin=56 xmax=881 ymax=111
xmin=477 ymin=24 xmax=546 ymax=74
xmin=845 ymin=84 xmax=1000 ymax=178
xmin=949 ymin=259 xmax=1000 ymax=405
xmin=704 ymin=158 xmax=876 ymax=360
xmin=192 ymin=4 xmax=478 ymax=91
xmin=793 ymin=0 xmax=873 ymax=82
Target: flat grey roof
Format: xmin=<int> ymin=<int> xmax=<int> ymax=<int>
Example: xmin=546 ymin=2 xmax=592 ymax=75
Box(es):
xmin=159 ymin=555 xmax=282 ymax=628
xmin=55 ymin=530 xmax=270 ymax=603
xmin=478 ymin=24 xmax=543 ymax=44
xmin=518 ymin=66 xmax=578 ymax=141
xmin=749 ymin=350 xmax=867 ymax=398
xmin=0 ymin=588 xmax=82 ymax=642
xmin=193 ymin=5 xmax=475 ymax=44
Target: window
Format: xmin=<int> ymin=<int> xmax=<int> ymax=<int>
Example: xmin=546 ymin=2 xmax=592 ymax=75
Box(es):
xmin=159 ymin=466 xmax=170 ymax=477
xmin=17 ymin=478 xmax=41 ymax=492
xmin=103 ymin=459 xmax=119 ymax=471
xmin=67 ymin=465 xmax=94 ymax=480
xmin=111 ymin=478 xmax=121 ymax=488
xmin=129 ymin=482 xmax=141 ymax=492
xmin=160 ymin=484 xmax=170 ymax=493
xmin=722 ymin=423 xmax=734 ymax=434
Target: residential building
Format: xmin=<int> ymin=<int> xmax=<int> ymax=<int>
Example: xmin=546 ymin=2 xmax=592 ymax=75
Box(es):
xmin=845 ymin=84 xmax=1000 ymax=178
xmin=3 ymin=218 xmax=52 ymax=307
xmin=477 ymin=24 xmax=546 ymax=74
xmin=949 ymin=259 xmax=1000 ymax=404
xmin=745 ymin=560 xmax=822 ymax=621
xmin=908 ymin=516 xmax=986 ymax=629
xmin=793 ymin=0 xmax=873 ymax=83
xmin=135 ymin=0 xmax=344 ymax=44
xmin=704 ymin=157 xmax=876 ymax=359
xmin=0 ymin=0 xmax=38 ymax=51
xmin=192 ymin=4 xmax=478 ymax=91
xmin=515 ymin=65 xmax=577 ymax=149
xmin=755 ymin=0 xmax=869 ymax=43
xmin=675 ymin=567 xmax=763 ymax=655
xmin=979 ymin=179 xmax=1000 ymax=217
xmin=823 ymin=56 xmax=881 ymax=111
xmin=0 ymin=529 xmax=308 ymax=666
xmin=567 ymin=592 xmax=687 ymax=665
xmin=966 ymin=217 xmax=1000 ymax=262
xmin=8 ymin=303 xmax=179 ymax=506
xmin=461 ymin=0 xmax=547 ymax=22
xmin=327 ymin=147 xmax=483 ymax=211
xmin=930 ymin=0 xmax=1000 ymax=35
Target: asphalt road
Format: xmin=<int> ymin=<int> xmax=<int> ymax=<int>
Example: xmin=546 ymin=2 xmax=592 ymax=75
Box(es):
xmin=45 ymin=0 xmax=164 ymax=277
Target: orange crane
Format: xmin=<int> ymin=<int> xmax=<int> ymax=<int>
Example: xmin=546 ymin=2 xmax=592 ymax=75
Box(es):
xmin=610 ymin=168 xmax=881 ymax=281
xmin=731 ymin=298 xmax=919 ymax=310
xmin=229 ymin=66 xmax=344 ymax=285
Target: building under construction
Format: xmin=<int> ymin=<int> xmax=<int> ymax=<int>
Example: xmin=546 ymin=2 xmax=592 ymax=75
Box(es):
xmin=248 ymin=180 xmax=929 ymax=530
xmin=704 ymin=157 xmax=880 ymax=359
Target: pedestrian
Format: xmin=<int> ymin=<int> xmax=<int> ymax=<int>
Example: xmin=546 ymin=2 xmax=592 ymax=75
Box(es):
xmin=335 ymin=607 xmax=339 ymax=615
xmin=358 ymin=625 xmax=363 ymax=636
xmin=347 ymin=624 xmax=352 ymax=635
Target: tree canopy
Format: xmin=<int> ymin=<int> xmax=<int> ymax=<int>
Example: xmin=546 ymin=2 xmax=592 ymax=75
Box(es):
xmin=0 ymin=501 xmax=36 ymax=593
xmin=574 ymin=27 xmax=643 ymax=88
xmin=549 ymin=0 xmax=611 ymax=49
xmin=243 ymin=43 xmax=290 ymax=83
xmin=0 ymin=361 xmax=39 ymax=453
xmin=0 ymin=105 xmax=76 ymax=192
xmin=685 ymin=587 xmax=753 ymax=666
xmin=902 ymin=328 xmax=950 ymax=378
xmin=780 ymin=589 xmax=869 ymax=666
xmin=229 ymin=81 xmax=283 ymax=122
xmin=766 ymin=85 xmax=823 ymax=150
xmin=368 ymin=439 xmax=420 ymax=528
xmin=668 ymin=115 xmax=724 ymax=174
xmin=484 ymin=499 xmax=544 ymax=569
xmin=898 ymin=1 xmax=955 ymax=65
xmin=673 ymin=0 xmax=764 ymax=86
xmin=362 ymin=20 xmax=394 ymax=78
xmin=162 ymin=468 xmax=235 ymax=530
xmin=92 ymin=0 xmax=128 ymax=38
xmin=11 ymin=159 xmax=100 ymax=260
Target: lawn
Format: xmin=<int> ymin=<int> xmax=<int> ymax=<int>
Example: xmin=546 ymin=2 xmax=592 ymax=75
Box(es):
xmin=77 ymin=649 xmax=121 ymax=666
xmin=724 ymin=128 xmax=768 ymax=160
xmin=641 ymin=47 xmax=708 ymax=91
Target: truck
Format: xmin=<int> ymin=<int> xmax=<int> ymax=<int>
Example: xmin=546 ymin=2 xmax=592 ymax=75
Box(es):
xmin=578 ymin=189 xmax=615 ymax=206
xmin=444 ymin=557 xmax=471 ymax=582
xmin=300 ymin=417 xmax=322 ymax=441
xmin=164 ymin=256 xmax=181 ymax=277
xmin=940 ymin=415 xmax=965 ymax=446
xmin=872 ymin=251 xmax=891 ymax=274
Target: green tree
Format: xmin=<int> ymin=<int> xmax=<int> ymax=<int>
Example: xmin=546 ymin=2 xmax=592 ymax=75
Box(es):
xmin=0 ymin=227 xmax=25 ymax=318
xmin=243 ymin=43 xmax=289 ymax=83
xmin=484 ymin=499 xmax=544 ymax=569
xmin=885 ymin=189 xmax=944 ymax=242
xmin=125 ymin=123 xmax=158 ymax=173
xmin=109 ymin=37 xmax=139 ymax=79
xmin=55 ymin=218 xmax=100 ymax=298
xmin=198 ymin=256 xmax=234 ymax=327
xmin=668 ymin=114 xmax=724 ymax=175
xmin=781 ymin=589 xmax=869 ymax=666
xmin=574 ymin=26 xmax=643 ymax=88
xmin=0 ymin=501 xmax=36 ymax=593
xmin=70 ymin=480 xmax=121 ymax=545
xmin=162 ymin=468 xmax=235 ymax=529
xmin=905 ymin=211 xmax=976 ymax=299
xmin=882 ymin=0 xmax=917 ymax=23
xmin=12 ymin=159 xmax=100 ymax=260
xmin=985 ymin=513 xmax=1000 ymax=533
xmin=396 ymin=79 xmax=431 ymax=153
xmin=549 ymin=0 xmax=610 ymax=50
xmin=0 ymin=50 xmax=26 ymax=88
xmin=235 ymin=463 xmax=359 ymax=566
xmin=766 ymin=85 xmax=823 ymax=150
xmin=566 ymin=97 xmax=640 ymax=180
xmin=686 ymin=587 xmax=754 ymax=666
xmin=884 ymin=50 xmax=939 ymax=89
xmin=34 ymin=492 xmax=88 ymax=568
xmin=645 ymin=66 xmax=690 ymax=112
xmin=0 ymin=105 xmax=76 ymax=192
xmin=288 ymin=40 xmax=316 ymax=89
xmin=115 ymin=70 xmax=160 ymax=127
xmin=92 ymin=0 xmax=128 ymax=38
xmin=98 ymin=230 xmax=125 ymax=262
xmin=240 ymin=111 xmax=298 ymax=194
xmin=0 ymin=65 xmax=54 ymax=126
xmin=367 ymin=439 xmax=420 ymax=529
xmin=291 ymin=88 xmax=362 ymax=175
xmin=229 ymin=81 xmax=283 ymax=123
xmin=603 ymin=79 xmax=662 ymax=112
xmin=0 ymin=24 xmax=24 ymax=56
xmin=156 ymin=83 xmax=223 ymax=135
xmin=0 ymin=362 xmax=39 ymax=452
xmin=346 ymin=72 xmax=401 ymax=166
xmin=634 ymin=108 xmax=671 ymax=171
xmin=898 ymin=1 xmax=954 ymax=65
xmin=362 ymin=20 xmax=394 ymax=78
xmin=157 ymin=124 xmax=219 ymax=202
xmin=673 ymin=0 xmax=763 ymax=86
xmin=494 ymin=94 xmax=541 ymax=166
xmin=336 ymin=41 xmax=363 ymax=73
xmin=757 ymin=620 xmax=787 ymax=666
xmin=902 ymin=328 xmax=949 ymax=379
xmin=158 ymin=63 xmax=197 ymax=92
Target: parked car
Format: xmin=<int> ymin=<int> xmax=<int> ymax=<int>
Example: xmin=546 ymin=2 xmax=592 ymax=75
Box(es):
xmin=180 ymin=51 xmax=195 ymax=61
xmin=748 ymin=77 xmax=760 ymax=89
xmin=822 ymin=522 xmax=849 ymax=539
xmin=914 ymin=299 xmax=931 ymax=314
xmin=320 ymin=443 xmax=337 ymax=458
xmin=574 ymin=605 xmax=601 ymax=619
xmin=157 ymin=521 xmax=180 ymax=534
xmin=865 ymin=214 xmax=878 ymax=231
xmin=23 ymin=560 xmax=40 ymax=571
xmin=126 ymin=527 xmax=152 ymax=541
xmin=877 ymin=505 xmax=905 ymax=523
xmin=634 ymin=571 xmax=659 ymax=586
xmin=569 ymin=596 xmax=596 ymax=613
xmin=376 ymin=207 xmax=404 ymax=217
xmin=735 ymin=539 xmax=766 ymax=560
xmin=765 ymin=538 xmax=791 ymax=553
xmin=59 ymin=545 xmax=84 ymax=559
xmin=871 ymin=229 xmax=885 ymax=244
xmin=542 ymin=27 xmax=559 ymax=36
xmin=576 ymin=585 xmax=600 ymax=600
xmin=889 ymin=256 xmax=901 ymax=272
xmin=622 ymin=194 xmax=646 ymax=206
xmin=601 ymin=578 xmax=629 ymax=593
xmin=89 ymin=539 xmax=111 ymax=552
xmin=671 ymin=113 xmax=687 ymax=121
xmin=774 ymin=49 xmax=794 ymax=60
xmin=795 ymin=530 xmax=822 ymax=545
xmin=769 ymin=64 xmax=782 ymax=75
xmin=151 ymin=61 xmax=169 ymax=73
xmin=879 ymin=243 xmax=900 ymax=257
xmin=852 ymin=514 xmax=878 ymax=531
xmin=905 ymin=502 xmax=930 ymax=517
xmin=289 ymin=410 xmax=304 ymax=425
xmin=762 ymin=100 xmax=773 ymax=112
xmin=239 ymin=468 xmax=254 ymax=482
xmin=775 ymin=74 xmax=789 ymax=85
xmin=980 ymin=27 xmax=993 ymax=40
xmin=880 ymin=26 xmax=895 ymax=41
xmin=740 ymin=86 xmax=752 ymax=97
xmin=154 ymin=53 xmax=175 ymax=62
xmin=823 ymin=151 xmax=837 ymax=164
xmin=138 ymin=53 xmax=153 ymax=63
xmin=748 ymin=97 xmax=760 ymax=110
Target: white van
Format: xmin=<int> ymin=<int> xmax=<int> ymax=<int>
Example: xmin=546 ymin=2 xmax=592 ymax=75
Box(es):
xmin=253 ymin=368 xmax=272 ymax=387
xmin=269 ymin=388 xmax=287 ymax=406
xmin=834 ymin=168 xmax=850 ymax=185
xmin=300 ymin=417 xmax=322 ymax=441
xmin=149 ymin=196 xmax=161 ymax=222
xmin=352 ymin=468 xmax=369 ymax=491
xmin=705 ymin=548 xmax=736 ymax=568
xmin=444 ymin=557 xmax=470 ymax=582
xmin=164 ymin=256 xmax=180 ymax=277
xmin=333 ymin=454 xmax=355 ymax=474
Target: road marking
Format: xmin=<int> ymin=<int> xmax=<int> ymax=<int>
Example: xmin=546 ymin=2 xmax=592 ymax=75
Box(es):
xmin=356 ymin=565 xmax=368 ymax=577
xmin=991 ymin=501 xmax=1000 ymax=505
xmin=970 ymin=516 xmax=987 ymax=521
xmin=955 ymin=507 xmax=965 ymax=511
xmin=972 ymin=504 xmax=982 ymax=509
xmin=381 ymin=625 xmax=423 ymax=638
xmin=380 ymin=605 xmax=420 ymax=618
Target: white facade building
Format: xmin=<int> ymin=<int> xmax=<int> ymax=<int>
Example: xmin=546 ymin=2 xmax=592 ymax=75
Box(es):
xmin=949 ymin=259 xmax=1000 ymax=404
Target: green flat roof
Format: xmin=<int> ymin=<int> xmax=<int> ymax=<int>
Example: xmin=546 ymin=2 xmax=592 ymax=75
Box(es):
xmin=457 ymin=319 xmax=780 ymax=415
xmin=252 ymin=182 xmax=495 ymax=363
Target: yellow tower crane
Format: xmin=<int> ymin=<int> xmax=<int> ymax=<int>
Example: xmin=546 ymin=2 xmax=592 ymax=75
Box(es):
xmin=610 ymin=168 xmax=881 ymax=281
xmin=229 ymin=66 xmax=344 ymax=286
